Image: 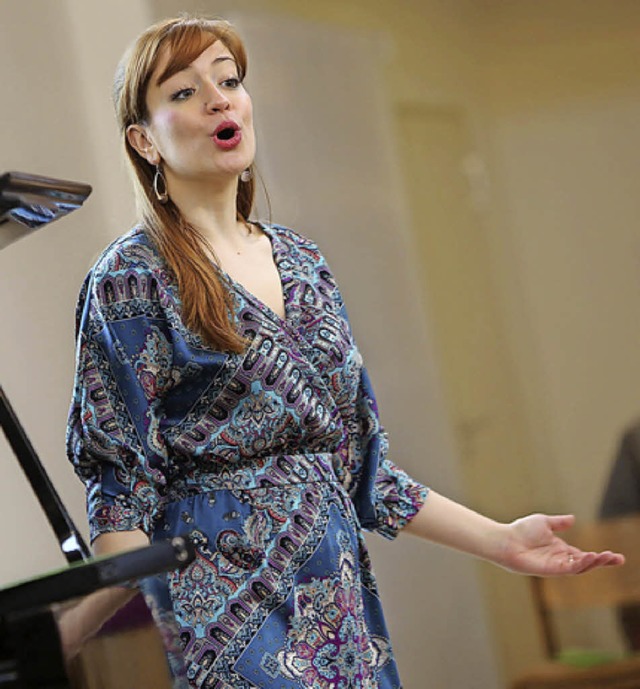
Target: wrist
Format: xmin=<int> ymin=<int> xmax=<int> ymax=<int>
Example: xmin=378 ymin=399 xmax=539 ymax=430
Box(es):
xmin=482 ymin=521 xmax=513 ymax=567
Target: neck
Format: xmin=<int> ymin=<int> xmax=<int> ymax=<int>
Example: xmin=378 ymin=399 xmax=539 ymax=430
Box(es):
xmin=166 ymin=173 xmax=243 ymax=246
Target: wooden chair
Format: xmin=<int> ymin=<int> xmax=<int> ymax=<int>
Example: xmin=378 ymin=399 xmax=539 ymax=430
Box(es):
xmin=510 ymin=514 xmax=640 ymax=689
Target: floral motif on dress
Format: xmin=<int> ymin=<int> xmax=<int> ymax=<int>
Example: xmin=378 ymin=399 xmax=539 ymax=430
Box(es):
xmin=275 ymin=535 xmax=391 ymax=688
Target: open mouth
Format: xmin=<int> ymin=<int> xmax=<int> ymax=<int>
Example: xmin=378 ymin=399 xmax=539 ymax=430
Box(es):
xmin=212 ymin=122 xmax=242 ymax=149
xmin=216 ymin=127 xmax=237 ymax=141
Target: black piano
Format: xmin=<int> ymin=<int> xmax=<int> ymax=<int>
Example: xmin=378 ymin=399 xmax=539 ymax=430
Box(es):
xmin=0 ymin=172 xmax=194 ymax=688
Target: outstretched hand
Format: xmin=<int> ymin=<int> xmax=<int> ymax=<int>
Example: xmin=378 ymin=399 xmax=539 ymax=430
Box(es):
xmin=499 ymin=513 xmax=625 ymax=576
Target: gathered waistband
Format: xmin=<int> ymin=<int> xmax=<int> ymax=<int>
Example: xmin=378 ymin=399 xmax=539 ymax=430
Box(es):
xmin=166 ymin=452 xmax=343 ymax=503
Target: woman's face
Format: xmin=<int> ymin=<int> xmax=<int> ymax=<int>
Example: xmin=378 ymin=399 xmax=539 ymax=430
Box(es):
xmin=129 ymin=39 xmax=255 ymax=185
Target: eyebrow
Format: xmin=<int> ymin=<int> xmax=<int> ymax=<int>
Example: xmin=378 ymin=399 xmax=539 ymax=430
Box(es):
xmin=156 ymin=56 xmax=237 ymax=86
xmin=212 ymin=56 xmax=235 ymax=66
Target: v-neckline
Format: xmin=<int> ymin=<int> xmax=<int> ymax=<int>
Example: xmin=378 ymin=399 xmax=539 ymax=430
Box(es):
xmin=218 ymin=222 xmax=290 ymax=326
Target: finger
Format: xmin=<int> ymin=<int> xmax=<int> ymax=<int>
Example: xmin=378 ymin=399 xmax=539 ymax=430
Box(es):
xmin=576 ymin=551 xmax=625 ymax=574
xmin=573 ymin=552 xmax=599 ymax=574
xmin=591 ymin=551 xmax=625 ymax=568
xmin=609 ymin=552 xmax=626 ymax=566
xmin=572 ymin=551 xmax=597 ymax=574
xmin=546 ymin=514 xmax=576 ymax=533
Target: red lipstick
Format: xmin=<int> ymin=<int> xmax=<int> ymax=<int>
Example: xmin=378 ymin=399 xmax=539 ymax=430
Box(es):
xmin=212 ymin=121 xmax=242 ymax=150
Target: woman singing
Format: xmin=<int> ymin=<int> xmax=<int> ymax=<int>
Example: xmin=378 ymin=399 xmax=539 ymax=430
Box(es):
xmin=65 ymin=15 xmax=623 ymax=688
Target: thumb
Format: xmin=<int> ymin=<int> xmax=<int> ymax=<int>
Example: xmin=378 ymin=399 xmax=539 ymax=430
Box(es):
xmin=546 ymin=514 xmax=575 ymax=533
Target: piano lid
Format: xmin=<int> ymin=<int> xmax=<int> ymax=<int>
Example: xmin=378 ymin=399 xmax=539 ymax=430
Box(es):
xmin=0 ymin=170 xmax=92 ymax=250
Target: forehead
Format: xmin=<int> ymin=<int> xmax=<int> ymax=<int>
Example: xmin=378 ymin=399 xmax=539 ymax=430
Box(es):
xmin=153 ymin=39 xmax=236 ymax=87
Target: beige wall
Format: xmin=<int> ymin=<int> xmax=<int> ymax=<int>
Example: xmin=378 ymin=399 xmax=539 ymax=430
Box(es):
xmin=465 ymin=0 xmax=640 ymax=522
xmin=0 ymin=0 xmax=150 ymax=579
xmin=464 ymin=0 xmax=640 ymax=661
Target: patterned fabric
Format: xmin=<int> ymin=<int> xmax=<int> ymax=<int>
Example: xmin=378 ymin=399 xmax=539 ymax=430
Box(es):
xmin=67 ymin=223 xmax=428 ymax=688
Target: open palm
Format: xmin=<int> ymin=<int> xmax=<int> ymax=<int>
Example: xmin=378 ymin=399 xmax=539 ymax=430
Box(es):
xmin=499 ymin=513 xmax=625 ymax=576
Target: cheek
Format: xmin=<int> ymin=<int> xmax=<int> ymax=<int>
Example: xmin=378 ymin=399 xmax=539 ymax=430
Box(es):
xmin=241 ymin=93 xmax=254 ymax=125
xmin=243 ymin=101 xmax=256 ymax=144
xmin=156 ymin=110 xmax=179 ymax=132
xmin=152 ymin=110 xmax=190 ymax=145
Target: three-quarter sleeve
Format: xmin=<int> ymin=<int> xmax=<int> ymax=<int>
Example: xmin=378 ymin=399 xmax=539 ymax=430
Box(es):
xmin=66 ymin=250 xmax=173 ymax=543
xmin=327 ymin=280 xmax=428 ymax=540
xmin=348 ymin=363 xmax=428 ymax=539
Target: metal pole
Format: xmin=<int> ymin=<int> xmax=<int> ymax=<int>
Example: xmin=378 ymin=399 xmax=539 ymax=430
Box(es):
xmin=0 ymin=385 xmax=90 ymax=563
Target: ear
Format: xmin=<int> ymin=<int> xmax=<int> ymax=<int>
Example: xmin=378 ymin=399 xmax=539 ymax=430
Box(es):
xmin=126 ymin=124 xmax=160 ymax=165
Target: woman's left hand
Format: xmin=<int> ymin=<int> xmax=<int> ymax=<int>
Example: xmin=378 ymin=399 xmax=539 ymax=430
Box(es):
xmin=499 ymin=513 xmax=625 ymax=576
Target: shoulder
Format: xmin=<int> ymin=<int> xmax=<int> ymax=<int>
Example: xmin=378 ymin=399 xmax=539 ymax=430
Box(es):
xmin=82 ymin=227 xmax=176 ymax=313
xmin=262 ymin=221 xmax=345 ymax=306
xmin=262 ymin=222 xmax=330 ymax=268
xmin=91 ymin=227 xmax=166 ymax=282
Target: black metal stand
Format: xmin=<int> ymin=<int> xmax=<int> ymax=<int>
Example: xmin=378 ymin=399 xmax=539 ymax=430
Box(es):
xmin=0 ymin=386 xmax=90 ymax=563
xmin=0 ymin=537 xmax=195 ymax=689
xmin=0 ymin=607 xmax=68 ymax=688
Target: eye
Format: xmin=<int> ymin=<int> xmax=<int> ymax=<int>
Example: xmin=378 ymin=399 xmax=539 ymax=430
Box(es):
xmin=221 ymin=77 xmax=241 ymax=89
xmin=170 ymin=87 xmax=195 ymax=102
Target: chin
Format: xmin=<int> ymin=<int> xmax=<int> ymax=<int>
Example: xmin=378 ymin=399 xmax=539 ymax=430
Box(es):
xmin=221 ymin=160 xmax=254 ymax=178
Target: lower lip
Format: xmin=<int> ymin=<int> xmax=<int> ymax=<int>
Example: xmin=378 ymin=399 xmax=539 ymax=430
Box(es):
xmin=212 ymin=130 xmax=242 ymax=150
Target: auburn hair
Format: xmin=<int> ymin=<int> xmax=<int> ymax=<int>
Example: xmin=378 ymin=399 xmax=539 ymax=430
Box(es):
xmin=113 ymin=16 xmax=253 ymax=353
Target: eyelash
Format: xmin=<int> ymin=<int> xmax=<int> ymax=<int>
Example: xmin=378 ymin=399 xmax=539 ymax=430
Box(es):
xmin=170 ymin=88 xmax=194 ymax=102
xmin=222 ymin=77 xmax=241 ymax=89
xmin=170 ymin=77 xmax=242 ymax=102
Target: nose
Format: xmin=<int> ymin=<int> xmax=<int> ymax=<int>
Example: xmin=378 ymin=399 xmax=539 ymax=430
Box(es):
xmin=204 ymin=83 xmax=230 ymax=113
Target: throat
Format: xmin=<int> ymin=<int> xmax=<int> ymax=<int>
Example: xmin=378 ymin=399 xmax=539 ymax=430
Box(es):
xmin=216 ymin=234 xmax=286 ymax=320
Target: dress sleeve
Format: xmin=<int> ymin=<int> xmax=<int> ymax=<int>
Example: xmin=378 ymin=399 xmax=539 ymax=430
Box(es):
xmin=66 ymin=254 xmax=173 ymax=543
xmin=331 ymin=288 xmax=429 ymax=540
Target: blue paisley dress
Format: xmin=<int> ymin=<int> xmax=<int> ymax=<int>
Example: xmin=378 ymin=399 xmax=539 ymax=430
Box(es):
xmin=67 ymin=223 xmax=428 ymax=689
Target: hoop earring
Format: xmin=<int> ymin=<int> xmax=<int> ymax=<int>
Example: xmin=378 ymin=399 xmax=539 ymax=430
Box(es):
xmin=240 ymin=168 xmax=253 ymax=183
xmin=153 ymin=164 xmax=169 ymax=204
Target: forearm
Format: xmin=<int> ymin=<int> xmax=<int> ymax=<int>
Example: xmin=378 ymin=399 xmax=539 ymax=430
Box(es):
xmin=402 ymin=490 xmax=509 ymax=565
xmin=56 ymin=529 xmax=149 ymax=658
xmin=56 ymin=585 xmax=137 ymax=657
